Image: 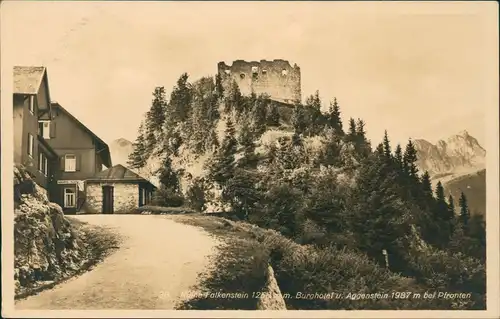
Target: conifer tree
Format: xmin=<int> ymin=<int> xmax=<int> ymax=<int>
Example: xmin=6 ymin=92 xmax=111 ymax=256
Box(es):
xmin=215 ymin=73 xmax=224 ymax=99
xmin=448 ymin=194 xmax=456 ymax=219
xmin=225 ymin=80 xmax=243 ymax=114
xmin=128 ymin=122 xmax=148 ymax=169
xmin=252 ymin=95 xmax=268 ymax=135
xmin=328 ymin=97 xmax=343 ymax=135
xmin=435 ymin=181 xmax=446 ymax=207
xmin=157 ymin=156 xmax=180 ymax=193
xmin=208 ymin=117 xmax=237 ymax=186
xmin=144 ymin=87 xmax=167 ymax=150
xmin=382 ymin=130 xmax=392 ymax=159
xmin=169 ymin=73 xmax=192 ymax=123
xmin=394 ymin=144 xmax=404 ymax=170
xmin=459 ymin=191 xmax=471 ymax=228
xmin=238 ymin=116 xmax=258 ymax=169
xmin=420 ymin=171 xmax=433 ymax=199
xmin=348 ymin=118 xmax=357 ymax=139
xmin=403 ymin=139 xmax=419 ymax=179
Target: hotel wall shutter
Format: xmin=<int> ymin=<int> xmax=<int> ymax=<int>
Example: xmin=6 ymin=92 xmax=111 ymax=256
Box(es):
xmin=49 ymin=122 xmax=56 ymax=138
xmin=76 ymin=154 xmax=82 ymax=171
xmin=60 ymin=156 xmax=65 ymax=170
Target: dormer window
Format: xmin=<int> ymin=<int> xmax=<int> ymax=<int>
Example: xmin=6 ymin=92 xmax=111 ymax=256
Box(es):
xmin=29 ymin=95 xmax=35 ymax=114
xmin=38 ymin=120 xmax=52 ymax=139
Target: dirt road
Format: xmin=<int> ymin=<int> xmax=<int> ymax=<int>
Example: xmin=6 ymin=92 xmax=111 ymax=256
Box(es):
xmin=15 ymin=214 xmax=220 ymax=310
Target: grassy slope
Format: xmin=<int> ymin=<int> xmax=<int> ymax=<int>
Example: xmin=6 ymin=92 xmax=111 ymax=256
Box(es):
xmin=443 ymin=169 xmax=486 ymax=215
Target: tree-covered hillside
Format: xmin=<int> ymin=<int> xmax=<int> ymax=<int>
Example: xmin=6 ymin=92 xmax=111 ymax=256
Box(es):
xmin=128 ymin=73 xmax=486 ymax=310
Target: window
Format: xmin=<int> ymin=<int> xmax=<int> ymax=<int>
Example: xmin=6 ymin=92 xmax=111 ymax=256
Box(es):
xmin=224 ymin=69 xmax=231 ymax=75
xmin=65 ymin=154 xmax=76 ymax=172
xmin=251 ymin=66 xmax=258 ymax=73
xmin=281 ymin=69 xmax=288 ymax=76
xmin=38 ymin=152 xmax=44 ymax=172
xmin=262 ymin=69 xmax=268 ymax=75
xmin=27 ymin=133 xmax=34 ymax=157
xmin=240 ymin=73 xmax=246 ymax=79
xmin=38 ymin=153 xmax=48 ymax=176
xmin=64 ymin=188 xmax=76 ymax=208
xmin=29 ymin=96 xmax=35 ymax=114
xmin=38 ymin=121 xmax=51 ymax=139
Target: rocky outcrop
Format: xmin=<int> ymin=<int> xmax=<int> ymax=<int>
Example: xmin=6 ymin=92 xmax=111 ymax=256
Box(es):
xmin=256 ymin=265 xmax=287 ymax=310
xmin=14 ymin=165 xmax=87 ymax=295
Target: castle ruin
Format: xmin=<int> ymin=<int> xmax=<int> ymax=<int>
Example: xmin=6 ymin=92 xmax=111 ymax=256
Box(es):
xmin=217 ymin=59 xmax=301 ymax=104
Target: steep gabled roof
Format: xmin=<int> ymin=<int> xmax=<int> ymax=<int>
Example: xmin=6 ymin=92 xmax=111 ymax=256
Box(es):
xmin=52 ymin=102 xmax=112 ymax=168
xmin=86 ymin=164 xmax=153 ymax=184
xmin=13 ymin=66 xmax=46 ymax=94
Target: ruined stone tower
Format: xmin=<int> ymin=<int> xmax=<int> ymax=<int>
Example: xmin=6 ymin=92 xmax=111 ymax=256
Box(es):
xmin=217 ymin=59 xmax=301 ymax=104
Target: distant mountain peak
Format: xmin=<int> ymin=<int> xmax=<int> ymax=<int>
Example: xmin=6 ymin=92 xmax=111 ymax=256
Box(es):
xmin=109 ymin=137 xmax=134 ymax=166
xmin=414 ymin=130 xmax=485 ymax=178
xmin=112 ymin=138 xmax=133 ymax=148
xmin=458 ymin=129 xmax=470 ymax=137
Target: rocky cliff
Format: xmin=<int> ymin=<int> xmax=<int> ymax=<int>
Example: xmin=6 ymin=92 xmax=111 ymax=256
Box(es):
xmin=109 ymin=138 xmax=134 ymax=166
xmin=413 ymin=130 xmax=486 ymax=215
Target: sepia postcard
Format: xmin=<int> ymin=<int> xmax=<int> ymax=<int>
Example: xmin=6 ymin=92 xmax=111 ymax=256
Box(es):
xmin=1 ymin=1 xmax=499 ymax=318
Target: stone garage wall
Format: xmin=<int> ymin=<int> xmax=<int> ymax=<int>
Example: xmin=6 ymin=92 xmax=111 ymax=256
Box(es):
xmin=86 ymin=182 xmax=139 ymax=214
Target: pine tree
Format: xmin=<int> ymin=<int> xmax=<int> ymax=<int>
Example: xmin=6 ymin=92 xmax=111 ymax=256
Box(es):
xmin=208 ymin=117 xmax=237 ymax=186
xmin=348 ymin=118 xmax=356 ymax=138
xmin=215 ymin=73 xmax=224 ymax=99
xmin=144 ymin=87 xmax=167 ymax=151
xmin=420 ymin=171 xmax=433 ymax=199
xmin=252 ymin=95 xmax=268 ymax=136
xmin=403 ymin=139 xmax=419 ymax=179
xmin=459 ymin=191 xmax=471 ymax=228
xmin=127 ymin=122 xmax=148 ymax=169
xmin=447 ymin=194 xmax=456 ymax=219
xmin=157 ymin=156 xmax=180 ymax=193
xmin=225 ymin=80 xmax=243 ymax=114
xmin=238 ymin=116 xmax=258 ymax=169
xmin=328 ymin=97 xmax=343 ymax=135
xmin=394 ymin=144 xmax=403 ymax=170
xmin=382 ymin=130 xmax=391 ymax=159
xmin=169 ymin=73 xmax=192 ymax=123
xmin=312 ymin=90 xmax=321 ymax=110
xmin=435 ymin=181 xmax=446 ymax=205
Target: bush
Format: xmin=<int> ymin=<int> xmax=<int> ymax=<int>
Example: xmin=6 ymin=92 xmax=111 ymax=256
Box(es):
xmin=406 ymin=247 xmax=486 ymax=309
xmin=256 ymin=229 xmax=449 ymax=310
xmin=186 ymin=177 xmax=211 ymax=212
xmin=151 ymin=186 xmax=184 ymax=207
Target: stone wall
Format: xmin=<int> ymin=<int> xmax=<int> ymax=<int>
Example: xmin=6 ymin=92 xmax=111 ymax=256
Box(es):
xmin=86 ymin=182 xmax=139 ymax=214
xmin=218 ymin=59 xmax=301 ymax=104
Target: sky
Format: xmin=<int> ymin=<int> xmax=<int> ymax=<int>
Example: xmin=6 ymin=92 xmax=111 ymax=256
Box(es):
xmin=2 ymin=1 xmax=497 ymax=148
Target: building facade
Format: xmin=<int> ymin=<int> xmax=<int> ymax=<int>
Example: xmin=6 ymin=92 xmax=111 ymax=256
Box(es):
xmin=217 ymin=59 xmax=302 ymax=104
xmin=43 ymin=102 xmax=112 ymax=214
xmin=13 ymin=66 xmax=58 ymax=192
xmin=85 ymin=164 xmax=156 ymax=214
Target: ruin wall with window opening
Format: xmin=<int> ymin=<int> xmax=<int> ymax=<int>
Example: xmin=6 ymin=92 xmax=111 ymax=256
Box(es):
xmin=217 ymin=59 xmax=301 ymax=104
